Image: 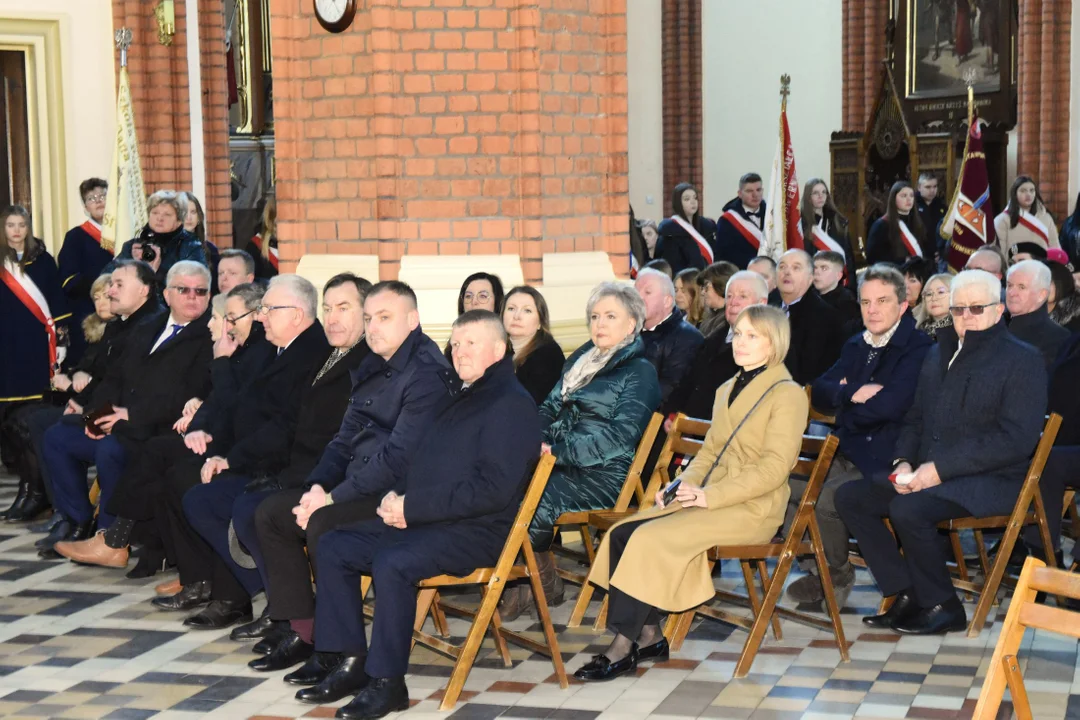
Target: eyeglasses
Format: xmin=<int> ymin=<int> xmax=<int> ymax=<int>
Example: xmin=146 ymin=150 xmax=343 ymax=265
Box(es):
xmin=225 ymin=309 xmax=257 ymax=325
xmin=464 ymin=291 xmax=492 ymax=303
xmin=949 ymin=303 xmax=996 ymax=317
xmin=922 ymin=288 xmax=949 ymax=300
xmin=85 ymin=194 xmax=106 ymax=203
xmin=257 ymin=304 xmax=299 ymax=315
xmin=169 ymin=286 xmax=210 ymax=297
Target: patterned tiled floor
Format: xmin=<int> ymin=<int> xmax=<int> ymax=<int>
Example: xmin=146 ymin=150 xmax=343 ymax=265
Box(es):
xmin=0 ymin=470 xmax=1077 ymax=719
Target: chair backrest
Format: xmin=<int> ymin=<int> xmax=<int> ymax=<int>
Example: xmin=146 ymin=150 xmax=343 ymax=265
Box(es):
xmin=640 ymin=413 xmax=711 ymax=508
xmin=805 ymin=385 xmax=837 ymax=426
xmin=783 ymin=434 xmax=839 ymax=545
xmin=611 ymin=412 xmax=664 ymax=509
xmin=485 ymin=453 xmax=556 ymax=588
xmin=1007 ymin=413 xmax=1062 ymax=526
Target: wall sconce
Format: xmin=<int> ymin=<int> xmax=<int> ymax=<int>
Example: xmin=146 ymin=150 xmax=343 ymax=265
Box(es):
xmin=155 ymin=0 xmax=176 ymax=46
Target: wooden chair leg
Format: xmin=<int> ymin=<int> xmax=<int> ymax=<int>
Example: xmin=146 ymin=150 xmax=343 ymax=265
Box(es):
xmin=436 ymin=582 xmax=500 ymax=711
xmin=747 ymin=560 xmax=782 ymax=641
xmin=522 ymin=543 xmax=568 ymax=688
xmin=592 ymin=594 xmax=609 ymax=632
xmin=734 ymin=548 xmax=796 ymax=678
xmin=430 ymin=592 xmax=451 ymax=637
xmin=568 ymin=581 xmax=594 ymax=628
xmin=810 ymin=518 xmax=849 ymax=661
xmin=581 ymin=525 xmax=596 ymax=566
xmin=972 ymin=530 xmax=998 ymax=607
xmin=482 ymin=587 xmax=513 ymax=668
xmin=1002 ymin=655 xmax=1034 ymax=720
xmin=663 ymin=609 xmax=695 ymax=652
xmin=949 ymin=530 xmax=973 ymax=601
xmin=967 ymin=521 xmax=1022 ymax=637
xmin=412 ymin=588 xmax=438 ymax=651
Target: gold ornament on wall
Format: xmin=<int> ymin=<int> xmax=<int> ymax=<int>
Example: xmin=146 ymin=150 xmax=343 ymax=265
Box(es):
xmin=155 ymin=0 xmax=176 ymax=46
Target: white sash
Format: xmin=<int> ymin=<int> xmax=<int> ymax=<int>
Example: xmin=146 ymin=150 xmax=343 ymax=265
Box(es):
xmin=1017 ymin=208 xmax=1050 ymax=244
xmin=3 ymin=258 xmax=52 ymax=320
xmin=721 ymin=209 xmax=764 ymax=251
xmin=898 ymin=220 xmax=923 ymax=258
xmin=797 ymin=222 xmax=845 ymax=259
xmin=671 ymin=215 xmax=714 ymax=264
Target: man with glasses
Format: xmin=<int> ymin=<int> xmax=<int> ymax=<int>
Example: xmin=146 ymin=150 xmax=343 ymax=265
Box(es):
xmin=41 ymin=261 xmax=214 ymax=562
xmin=836 ymin=269 xmax=1047 ymax=635
xmin=57 ymin=178 xmax=113 ymax=363
xmin=787 ymin=265 xmax=932 ymax=611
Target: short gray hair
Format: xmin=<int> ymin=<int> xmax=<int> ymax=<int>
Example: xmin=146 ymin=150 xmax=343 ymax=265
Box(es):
xmin=725 ymin=270 xmax=769 ymax=300
xmin=268 ymin=274 xmax=318 ymax=319
xmin=586 ymin=281 xmax=647 ymax=336
xmin=859 ymin=264 xmax=907 ymax=304
xmin=147 ymin=190 xmax=189 ymax=223
xmin=950 ymin=268 xmax=1001 ymax=305
xmin=452 ymin=309 xmax=508 ymax=344
xmin=166 ymin=260 xmax=211 ymax=288
xmin=1007 ymin=259 xmax=1052 ymax=292
xmin=635 ymin=267 xmax=675 ymax=299
xmin=226 ymin=282 xmax=266 ymax=311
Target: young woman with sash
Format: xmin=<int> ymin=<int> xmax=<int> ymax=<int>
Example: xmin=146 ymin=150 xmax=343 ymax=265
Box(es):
xmin=994 ymin=175 xmax=1060 ymax=263
xmin=866 ymin=181 xmax=931 ymax=267
xmin=798 ymin=178 xmax=856 ymax=286
xmin=0 ymin=205 xmax=70 ymax=425
xmin=656 ymin=182 xmax=717 ymax=274
xmin=57 ymin=178 xmax=113 ymax=364
xmin=245 ymin=194 xmax=279 ymax=280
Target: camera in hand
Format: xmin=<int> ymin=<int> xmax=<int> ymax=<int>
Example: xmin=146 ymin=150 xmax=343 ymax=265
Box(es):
xmin=139 ymin=243 xmax=157 ymax=262
xmin=83 ymin=404 xmax=115 ymax=436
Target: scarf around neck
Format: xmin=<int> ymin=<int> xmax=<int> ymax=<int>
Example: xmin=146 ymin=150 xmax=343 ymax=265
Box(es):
xmin=561 ymin=336 xmax=633 ymax=400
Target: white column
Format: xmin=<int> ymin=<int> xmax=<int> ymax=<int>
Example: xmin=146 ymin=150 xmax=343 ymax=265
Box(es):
xmin=1070 ymin=0 xmax=1080 ymax=214
xmin=186 ymin=0 xmax=207 ymax=214
xmin=626 ymin=0 xmax=663 ymax=220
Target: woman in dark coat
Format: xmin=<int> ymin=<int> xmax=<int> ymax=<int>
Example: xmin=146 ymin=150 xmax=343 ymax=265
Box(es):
xmin=183 ymin=192 xmax=220 ymax=295
xmin=115 ymin=190 xmax=207 ymax=298
xmin=800 ymin=178 xmax=856 ymax=286
xmin=656 ymin=182 xmax=717 ymax=274
xmin=502 ymin=286 xmax=565 ymax=405
xmin=1045 ymin=259 xmax=1080 ymax=333
xmin=245 ymin=194 xmax=279 ymax=280
xmin=866 ymin=181 xmax=931 ymax=267
xmin=500 ymin=282 xmax=659 ymax=618
xmin=1060 ymin=191 xmax=1080 ymax=270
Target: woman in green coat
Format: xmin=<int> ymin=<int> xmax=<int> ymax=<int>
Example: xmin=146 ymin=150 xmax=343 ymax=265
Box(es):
xmin=502 ymin=282 xmax=660 ymax=618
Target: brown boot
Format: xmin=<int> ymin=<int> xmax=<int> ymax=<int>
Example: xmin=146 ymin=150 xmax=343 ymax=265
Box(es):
xmin=497 ymin=584 xmax=531 ymax=622
xmin=534 ymin=551 xmax=565 ymax=606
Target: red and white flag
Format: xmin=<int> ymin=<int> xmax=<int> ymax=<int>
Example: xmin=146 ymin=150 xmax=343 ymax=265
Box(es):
xmin=764 ymin=100 xmax=800 ymax=261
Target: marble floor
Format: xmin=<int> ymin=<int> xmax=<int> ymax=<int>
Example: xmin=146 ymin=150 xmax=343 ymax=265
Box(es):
xmin=0 ymin=471 xmax=1076 ymax=720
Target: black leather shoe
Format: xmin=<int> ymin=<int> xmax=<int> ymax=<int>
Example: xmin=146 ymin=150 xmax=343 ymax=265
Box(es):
xmin=232 ymin=610 xmax=288 ymax=641
xmin=38 ymin=519 xmax=94 ymax=560
xmin=248 ymin=631 xmax=312 ymax=671
xmin=862 ymin=589 xmax=918 ymax=629
xmin=636 ymin=637 xmax=669 ymax=662
xmin=335 ymin=676 xmax=408 ymax=720
xmin=1 ymin=479 xmax=28 ymax=520
xmin=894 ymin=598 xmax=967 ymax=635
xmin=285 ymin=651 xmax=343 ymax=685
xmin=573 ymin=646 xmax=639 ymax=682
xmin=35 ymin=517 xmax=71 ymax=549
xmin=151 ymin=581 xmax=212 ymax=611
xmin=29 ymin=511 xmax=64 ymax=535
xmin=8 ymin=491 xmax=48 ymax=522
xmin=184 ymin=600 xmax=253 ymax=630
xmin=296 ymin=655 xmax=369 ymax=704
xmin=252 ymin=634 xmax=279 ymax=656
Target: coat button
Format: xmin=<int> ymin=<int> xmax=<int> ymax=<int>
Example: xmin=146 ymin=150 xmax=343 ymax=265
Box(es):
xmin=349 ymin=454 xmax=355 ymax=461
xmin=365 ymin=399 xmax=372 ymax=406
xmin=363 ymin=456 xmax=369 ymax=463
xmin=933 ymin=433 xmax=940 ymax=441
xmin=384 ymin=370 xmax=392 ymax=378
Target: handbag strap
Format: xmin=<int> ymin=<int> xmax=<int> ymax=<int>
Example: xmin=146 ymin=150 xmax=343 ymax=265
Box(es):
xmin=698 ymin=380 xmax=793 ymax=488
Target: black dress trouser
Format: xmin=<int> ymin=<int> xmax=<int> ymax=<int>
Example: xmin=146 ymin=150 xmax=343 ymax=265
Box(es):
xmin=254 ymin=488 xmax=383 ymax=620
xmin=605 ymin=517 xmax=661 ymax=640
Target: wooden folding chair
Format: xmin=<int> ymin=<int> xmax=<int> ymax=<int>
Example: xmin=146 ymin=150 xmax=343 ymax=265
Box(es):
xmin=972 ymin=557 xmax=1080 ymax=719
xmin=936 ymin=413 xmax=1062 ymax=637
xmin=553 ymin=413 xmax=662 ymax=616
xmin=408 ymin=454 xmax=568 ymax=711
xmin=663 ymin=434 xmax=847 ymax=678
xmin=568 ymin=413 xmax=710 ymax=629
xmin=805 ymin=385 xmax=836 ymax=426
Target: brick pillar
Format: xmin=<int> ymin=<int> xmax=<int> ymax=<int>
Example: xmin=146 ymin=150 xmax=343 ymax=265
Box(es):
xmin=198 ymin=0 xmax=234 ymax=246
xmin=660 ymin=0 xmax=702 ymax=207
xmin=1017 ymin=0 xmax=1073 ymax=218
xmin=268 ymin=0 xmax=629 ymax=280
xmin=841 ymin=0 xmax=888 ymax=131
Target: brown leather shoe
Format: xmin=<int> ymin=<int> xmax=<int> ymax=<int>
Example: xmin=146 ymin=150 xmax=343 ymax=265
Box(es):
xmin=54 ymin=532 xmax=129 ymax=568
xmin=155 ymin=578 xmax=182 ymax=595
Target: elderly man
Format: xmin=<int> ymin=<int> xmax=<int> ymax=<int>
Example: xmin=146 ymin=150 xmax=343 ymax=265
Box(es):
xmin=1006 ymin=259 xmax=1069 ymax=370
xmin=662 ymin=270 xmax=768 ymax=424
xmin=217 ymin=248 xmax=257 ymax=295
xmin=773 ymin=249 xmax=846 ymax=385
xmin=294 ymin=310 xmax=540 ymax=719
xmin=835 ymin=270 xmax=1047 ymax=634
xmin=246 ymin=281 xmax=450 ymax=675
xmin=788 ymin=266 xmax=932 ymax=609
xmin=41 ymin=261 xmax=213 ymax=556
xmin=747 ymin=256 xmax=777 ymax=291
xmin=965 ymin=246 xmax=1006 ymax=280
xmin=148 ymin=275 xmax=330 ymax=629
xmin=635 ymin=268 xmax=703 ymax=407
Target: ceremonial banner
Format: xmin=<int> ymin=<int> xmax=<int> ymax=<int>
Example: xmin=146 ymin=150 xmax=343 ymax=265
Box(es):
xmin=941 ymin=103 xmax=995 ymax=272
xmin=101 ymin=66 xmax=148 ymax=255
xmin=764 ymin=81 xmax=800 ymax=261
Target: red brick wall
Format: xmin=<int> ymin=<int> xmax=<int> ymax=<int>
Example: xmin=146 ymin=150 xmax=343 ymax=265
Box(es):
xmin=1017 ymin=0 xmax=1072 ymax=219
xmin=268 ymin=0 xmax=630 ymax=281
xmin=840 ymin=0 xmax=887 ymax=131
xmin=661 ymin=0 xmax=702 ymax=207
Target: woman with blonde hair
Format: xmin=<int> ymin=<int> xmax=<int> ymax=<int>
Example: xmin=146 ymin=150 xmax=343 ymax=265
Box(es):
xmin=576 ymin=305 xmax=807 ymax=681
xmin=245 ymin=193 xmax=279 ymax=280
xmin=673 ymin=268 xmax=703 ymax=327
xmin=115 ymin=190 xmax=207 ymax=294
xmin=914 ymin=273 xmax=953 ymax=340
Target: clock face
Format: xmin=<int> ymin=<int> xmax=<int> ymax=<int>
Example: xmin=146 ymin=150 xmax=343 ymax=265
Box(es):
xmin=315 ymin=0 xmax=347 ymax=23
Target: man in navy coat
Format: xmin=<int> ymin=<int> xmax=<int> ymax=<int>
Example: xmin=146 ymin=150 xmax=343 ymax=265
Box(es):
xmin=788 ymin=265 xmax=932 ymax=609
xmin=836 ymin=270 xmax=1047 ymax=635
xmin=293 ymin=311 xmax=541 ymax=719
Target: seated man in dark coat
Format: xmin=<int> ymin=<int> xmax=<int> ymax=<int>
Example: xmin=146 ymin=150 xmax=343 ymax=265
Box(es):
xmin=293 ymin=311 xmax=540 ymax=719
xmin=634 ymin=268 xmax=703 ymax=409
xmin=813 ymin=250 xmax=861 ymax=332
xmin=771 ymin=249 xmax=846 ymax=385
xmin=1006 ymin=259 xmax=1069 ymax=370
xmin=788 ymin=265 xmax=932 ymax=609
xmin=835 ymin=269 xmax=1047 ymax=635
xmin=247 ymin=281 xmax=451 ymax=673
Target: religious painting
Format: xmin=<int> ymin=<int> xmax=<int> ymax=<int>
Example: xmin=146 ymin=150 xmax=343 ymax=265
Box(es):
xmin=907 ymin=0 xmax=1004 ymax=97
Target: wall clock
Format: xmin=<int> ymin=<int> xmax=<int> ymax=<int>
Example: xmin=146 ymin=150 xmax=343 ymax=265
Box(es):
xmin=314 ymin=0 xmax=356 ymax=33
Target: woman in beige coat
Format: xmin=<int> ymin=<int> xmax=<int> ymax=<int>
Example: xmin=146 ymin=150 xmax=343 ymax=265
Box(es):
xmin=576 ymin=305 xmax=808 ymax=682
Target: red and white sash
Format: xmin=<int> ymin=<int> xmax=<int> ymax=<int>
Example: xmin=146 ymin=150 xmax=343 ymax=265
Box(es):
xmin=1017 ymin=209 xmax=1050 ymax=245
xmin=797 ymin=222 xmax=845 ymax=259
xmin=253 ymin=234 xmax=279 ymax=270
xmin=890 ymin=216 xmax=923 ymax=258
xmin=81 ymin=220 xmax=103 ymax=245
xmin=720 ymin=209 xmax=764 ymax=252
xmin=671 ymin=216 xmax=714 ymax=264
xmin=1 ymin=259 xmax=57 ymax=374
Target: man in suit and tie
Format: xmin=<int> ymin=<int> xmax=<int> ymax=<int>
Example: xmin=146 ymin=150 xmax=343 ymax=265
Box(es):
xmin=42 ymin=261 xmax=213 ymax=554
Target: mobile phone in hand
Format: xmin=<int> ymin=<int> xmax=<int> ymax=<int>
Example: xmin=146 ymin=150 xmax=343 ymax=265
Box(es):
xmin=662 ymin=479 xmax=682 ymax=507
